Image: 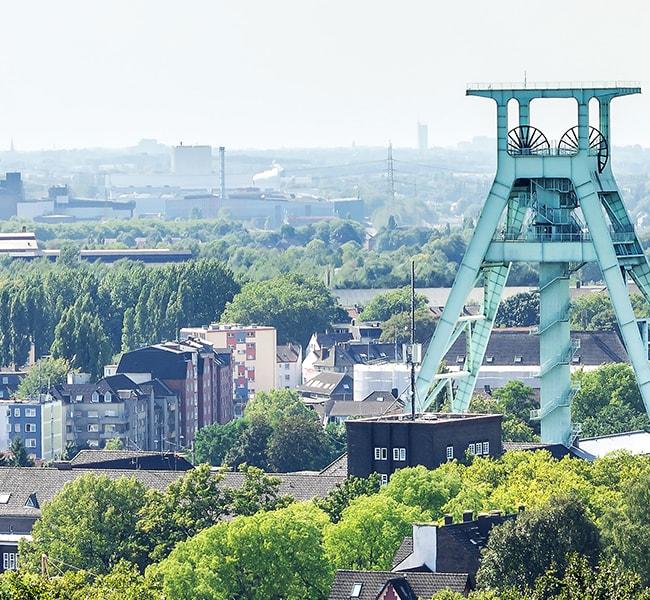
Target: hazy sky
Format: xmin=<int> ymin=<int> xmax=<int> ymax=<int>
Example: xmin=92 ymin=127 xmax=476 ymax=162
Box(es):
xmin=3 ymin=0 xmax=650 ymax=150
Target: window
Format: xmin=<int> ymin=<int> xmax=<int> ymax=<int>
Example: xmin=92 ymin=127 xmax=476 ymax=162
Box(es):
xmin=13 ymin=424 xmax=20 ymax=433
xmin=24 ymin=424 xmax=36 ymax=433
xmin=91 ymin=392 xmax=99 ymax=403
xmin=284 ymin=374 xmax=290 ymax=381
xmin=446 ymin=445 xmax=454 ymax=460
xmin=25 ymin=439 xmax=36 ymax=448
xmin=13 ymin=408 xmax=19 ymax=417
xmin=87 ymin=411 xmax=98 ymax=418
xmin=75 ymin=394 xmax=83 ymax=402
xmin=485 ymin=356 xmax=494 ymax=363
xmin=374 ymin=447 xmax=387 ymax=461
xmin=105 ymin=410 xmax=117 ymax=418
xmin=514 ymin=355 xmax=523 ymax=363
xmin=351 ymin=583 xmax=363 ymax=598
xmin=88 ymin=440 xmax=100 ymax=448
xmin=104 ymin=392 xmax=112 ymax=403
xmin=456 ymin=355 xmax=465 ymax=363
xmin=25 ymin=408 xmax=36 ymax=418
xmin=88 ymin=424 xmax=99 ymax=432
xmin=3 ymin=552 xmax=17 ymax=571
xmin=284 ymin=363 xmax=290 ymax=370
xmin=1 ymin=377 xmax=7 ymax=384
xmin=483 ymin=441 xmax=490 ymax=455
xmin=380 ymin=474 xmax=389 ymax=486
xmin=393 ymin=447 xmax=406 ymax=461
xmin=475 ymin=442 xmax=483 ymax=455
xmin=468 ymin=443 xmax=476 ymax=455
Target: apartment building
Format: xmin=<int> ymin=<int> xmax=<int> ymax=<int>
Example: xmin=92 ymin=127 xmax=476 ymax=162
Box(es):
xmin=49 ymin=373 xmax=179 ymax=452
xmin=0 ymin=399 xmax=65 ymax=461
xmin=277 ymin=343 xmax=302 ymax=389
xmin=117 ymin=339 xmax=233 ymax=442
xmin=180 ymin=324 xmax=276 ymax=416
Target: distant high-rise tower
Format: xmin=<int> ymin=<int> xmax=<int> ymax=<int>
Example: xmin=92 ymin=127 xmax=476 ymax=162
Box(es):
xmin=417 ymin=122 xmax=428 ymax=151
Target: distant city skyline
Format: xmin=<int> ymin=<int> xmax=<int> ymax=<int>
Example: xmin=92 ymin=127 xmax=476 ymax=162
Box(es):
xmin=1 ymin=1 xmax=649 ymax=150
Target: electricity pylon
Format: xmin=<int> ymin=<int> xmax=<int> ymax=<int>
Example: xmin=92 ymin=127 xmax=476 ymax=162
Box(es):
xmin=413 ymin=82 xmax=650 ymax=446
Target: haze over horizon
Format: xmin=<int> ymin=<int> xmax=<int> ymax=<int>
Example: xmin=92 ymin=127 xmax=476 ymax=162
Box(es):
xmin=3 ymin=0 xmax=650 ymax=151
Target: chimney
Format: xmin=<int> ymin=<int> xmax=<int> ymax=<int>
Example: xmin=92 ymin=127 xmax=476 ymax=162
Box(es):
xmin=391 ymin=387 xmax=399 ymax=399
xmin=443 ymin=514 xmax=453 ymax=526
xmin=392 ymin=524 xmax=438 ymax=573
xmin=462 ymin=510 xmax=473 ymax=523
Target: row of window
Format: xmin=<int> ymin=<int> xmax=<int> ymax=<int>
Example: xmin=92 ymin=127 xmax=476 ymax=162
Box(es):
xmin=8 ymin=408 xmax=37 ymax=418
xmin=469 ymin=441 xmax=490 ymax=456
xmin=374 ymin=447 xmax=407 ymax=461
xmin=7 ymin=423 xmax=36 ymax=433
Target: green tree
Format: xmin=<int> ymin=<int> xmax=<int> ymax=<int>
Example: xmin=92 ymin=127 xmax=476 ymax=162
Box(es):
xmin=477 ymin=497 xmax=601 ymax=593
xmin=495 ymin=292 xmax=539 ymax=327
xmin=315 ymin=474 xmax=381 ymax=523
xmin=194 ymin=419 xmax=248 ymax=466
xmin=379 ymin=307 xmax=437 ymax=344
xmin=16 ymin=357 xmax=70 ymax=399
xmin=359 ymin=287 xmax=428 ymax=322
xmin=221 ymin=273 xmax=342 ymax=346
xmin=223 ymin=416 xmax=273 ymax=470
xmin=105 ymin=437 xmax=124 ymax=450
xmin=7 ymin=437 xmax=34 ymax=467
xmin=153 ymin=502 xmax=333 ymax=600
xmin=381 ymin=464 xmax=463 ymax=517
xmin=572 ymin=363 xmax=647 ymax=436
xmin=267 ymin=411 xmax=335 ymax=472
xmin=324 ymin=494 xmax=424 ymax=570
xmin=23 ymin=474 xmax=148 ymax=573
xmin=137 ymin=464 xmax=232 ymax=563
xmin=533 ymin=553 xmax=650 ymax=600
xmin=492 ymin=381 xmax=537 ymax=425
xmin=603 ymin=471 xmax=650 ymax=586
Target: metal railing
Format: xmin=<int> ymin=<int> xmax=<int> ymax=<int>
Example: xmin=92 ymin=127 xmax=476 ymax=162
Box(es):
xmin=494 ymin=229 xmax=636 ymax=244
xmin=468 ymin=81 xmax=641 ymax=91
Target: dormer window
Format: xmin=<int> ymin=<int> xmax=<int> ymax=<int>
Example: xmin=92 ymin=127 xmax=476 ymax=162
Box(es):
xmin=456 ymin=355 xmax=465 ymax=363
xmin=485 ymin=356 xmax=494 ymax=363
xmin=514 ymin=355 xmax=523 ymax=363
xmin=104 ymin=392 xmax=112 ymax=403
xmin=91 ymin=392 xmax=99 ymax=403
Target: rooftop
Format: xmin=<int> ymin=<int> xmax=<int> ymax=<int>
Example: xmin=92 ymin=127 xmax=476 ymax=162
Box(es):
xmin=467 ymin=80 xmax=641 ymax=91
xmin=348 ymin=412 xmax=502 ymax=425
xmin=577 ymin=430 xmax=650 ymax=460
xmin=329 ymin=570 xmax=470 ymax=600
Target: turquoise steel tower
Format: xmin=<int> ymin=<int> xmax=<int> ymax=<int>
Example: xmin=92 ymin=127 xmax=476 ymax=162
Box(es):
xmin=414 ymin=81 xmax=650 ymax=446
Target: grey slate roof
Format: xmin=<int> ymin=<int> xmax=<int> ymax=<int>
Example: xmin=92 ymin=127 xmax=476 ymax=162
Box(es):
xmin=319 ymin=453 xmax=348 ymax=476
xmin=0 ymin=467 xmax=344 ymax=520
xmin=277 ymin=343 xmax=301 ymax=364
xmin=445 ymin=328 xmax=628 ymax=367
xmin=299 ymin=372 xmax=353 ymax=399
xmin=214 ymin=470 xmax=345 ymax=502
xmin=0 ymin=467 xmax=183 ymax=518
xmin=314 ymin=343 xmax=401 ymax=371
xmin=329 ymin=570 xmax=471 ymax=600
xmin=327 ymin=399 xmax=403 ymax=418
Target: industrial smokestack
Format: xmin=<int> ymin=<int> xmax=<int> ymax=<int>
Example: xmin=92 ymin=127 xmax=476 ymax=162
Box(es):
xmin=219 ymin=146 xmax=226 ymax=199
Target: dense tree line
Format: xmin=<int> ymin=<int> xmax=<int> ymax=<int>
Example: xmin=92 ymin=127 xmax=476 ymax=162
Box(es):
xmin=0 ymin=257 xmax=239 ymax=377
xmin=194 ymin=389 xmax=345 ymax=472
xmin=4 ymin=450 xmax=650 ymax=598
xmin=0 ymin=217 xmax=545 ymax=289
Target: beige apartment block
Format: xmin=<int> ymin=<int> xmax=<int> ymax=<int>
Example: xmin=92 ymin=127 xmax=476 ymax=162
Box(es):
xmin=180 ymin=324 xmax=277 ymax=416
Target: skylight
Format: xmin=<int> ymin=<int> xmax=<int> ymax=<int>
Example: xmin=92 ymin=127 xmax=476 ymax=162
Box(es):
xmin=0 ymin=494 xmax=10 ymax=504
xmin=351 ymin=582 xmax=363 ymax=597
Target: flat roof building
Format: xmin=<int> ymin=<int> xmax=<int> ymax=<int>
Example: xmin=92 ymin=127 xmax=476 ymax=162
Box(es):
xmin=346 ymin=413 xmax=503 ymax=483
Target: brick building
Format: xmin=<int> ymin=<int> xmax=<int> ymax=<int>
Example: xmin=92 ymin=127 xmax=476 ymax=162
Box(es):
xmin=117 ymin=339 xmax=234 ymax=444
xmin=346 ymin=413 xmax=503 ymax=483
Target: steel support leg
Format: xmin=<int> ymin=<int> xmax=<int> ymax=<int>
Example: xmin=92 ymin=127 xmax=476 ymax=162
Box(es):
xmin=415 ymin=178 xmax=512 ymax=410
xmin=452 ymin=264 xmax=510 ymax=412
xmin=577 ymin=177 xmax=650 ymax=417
